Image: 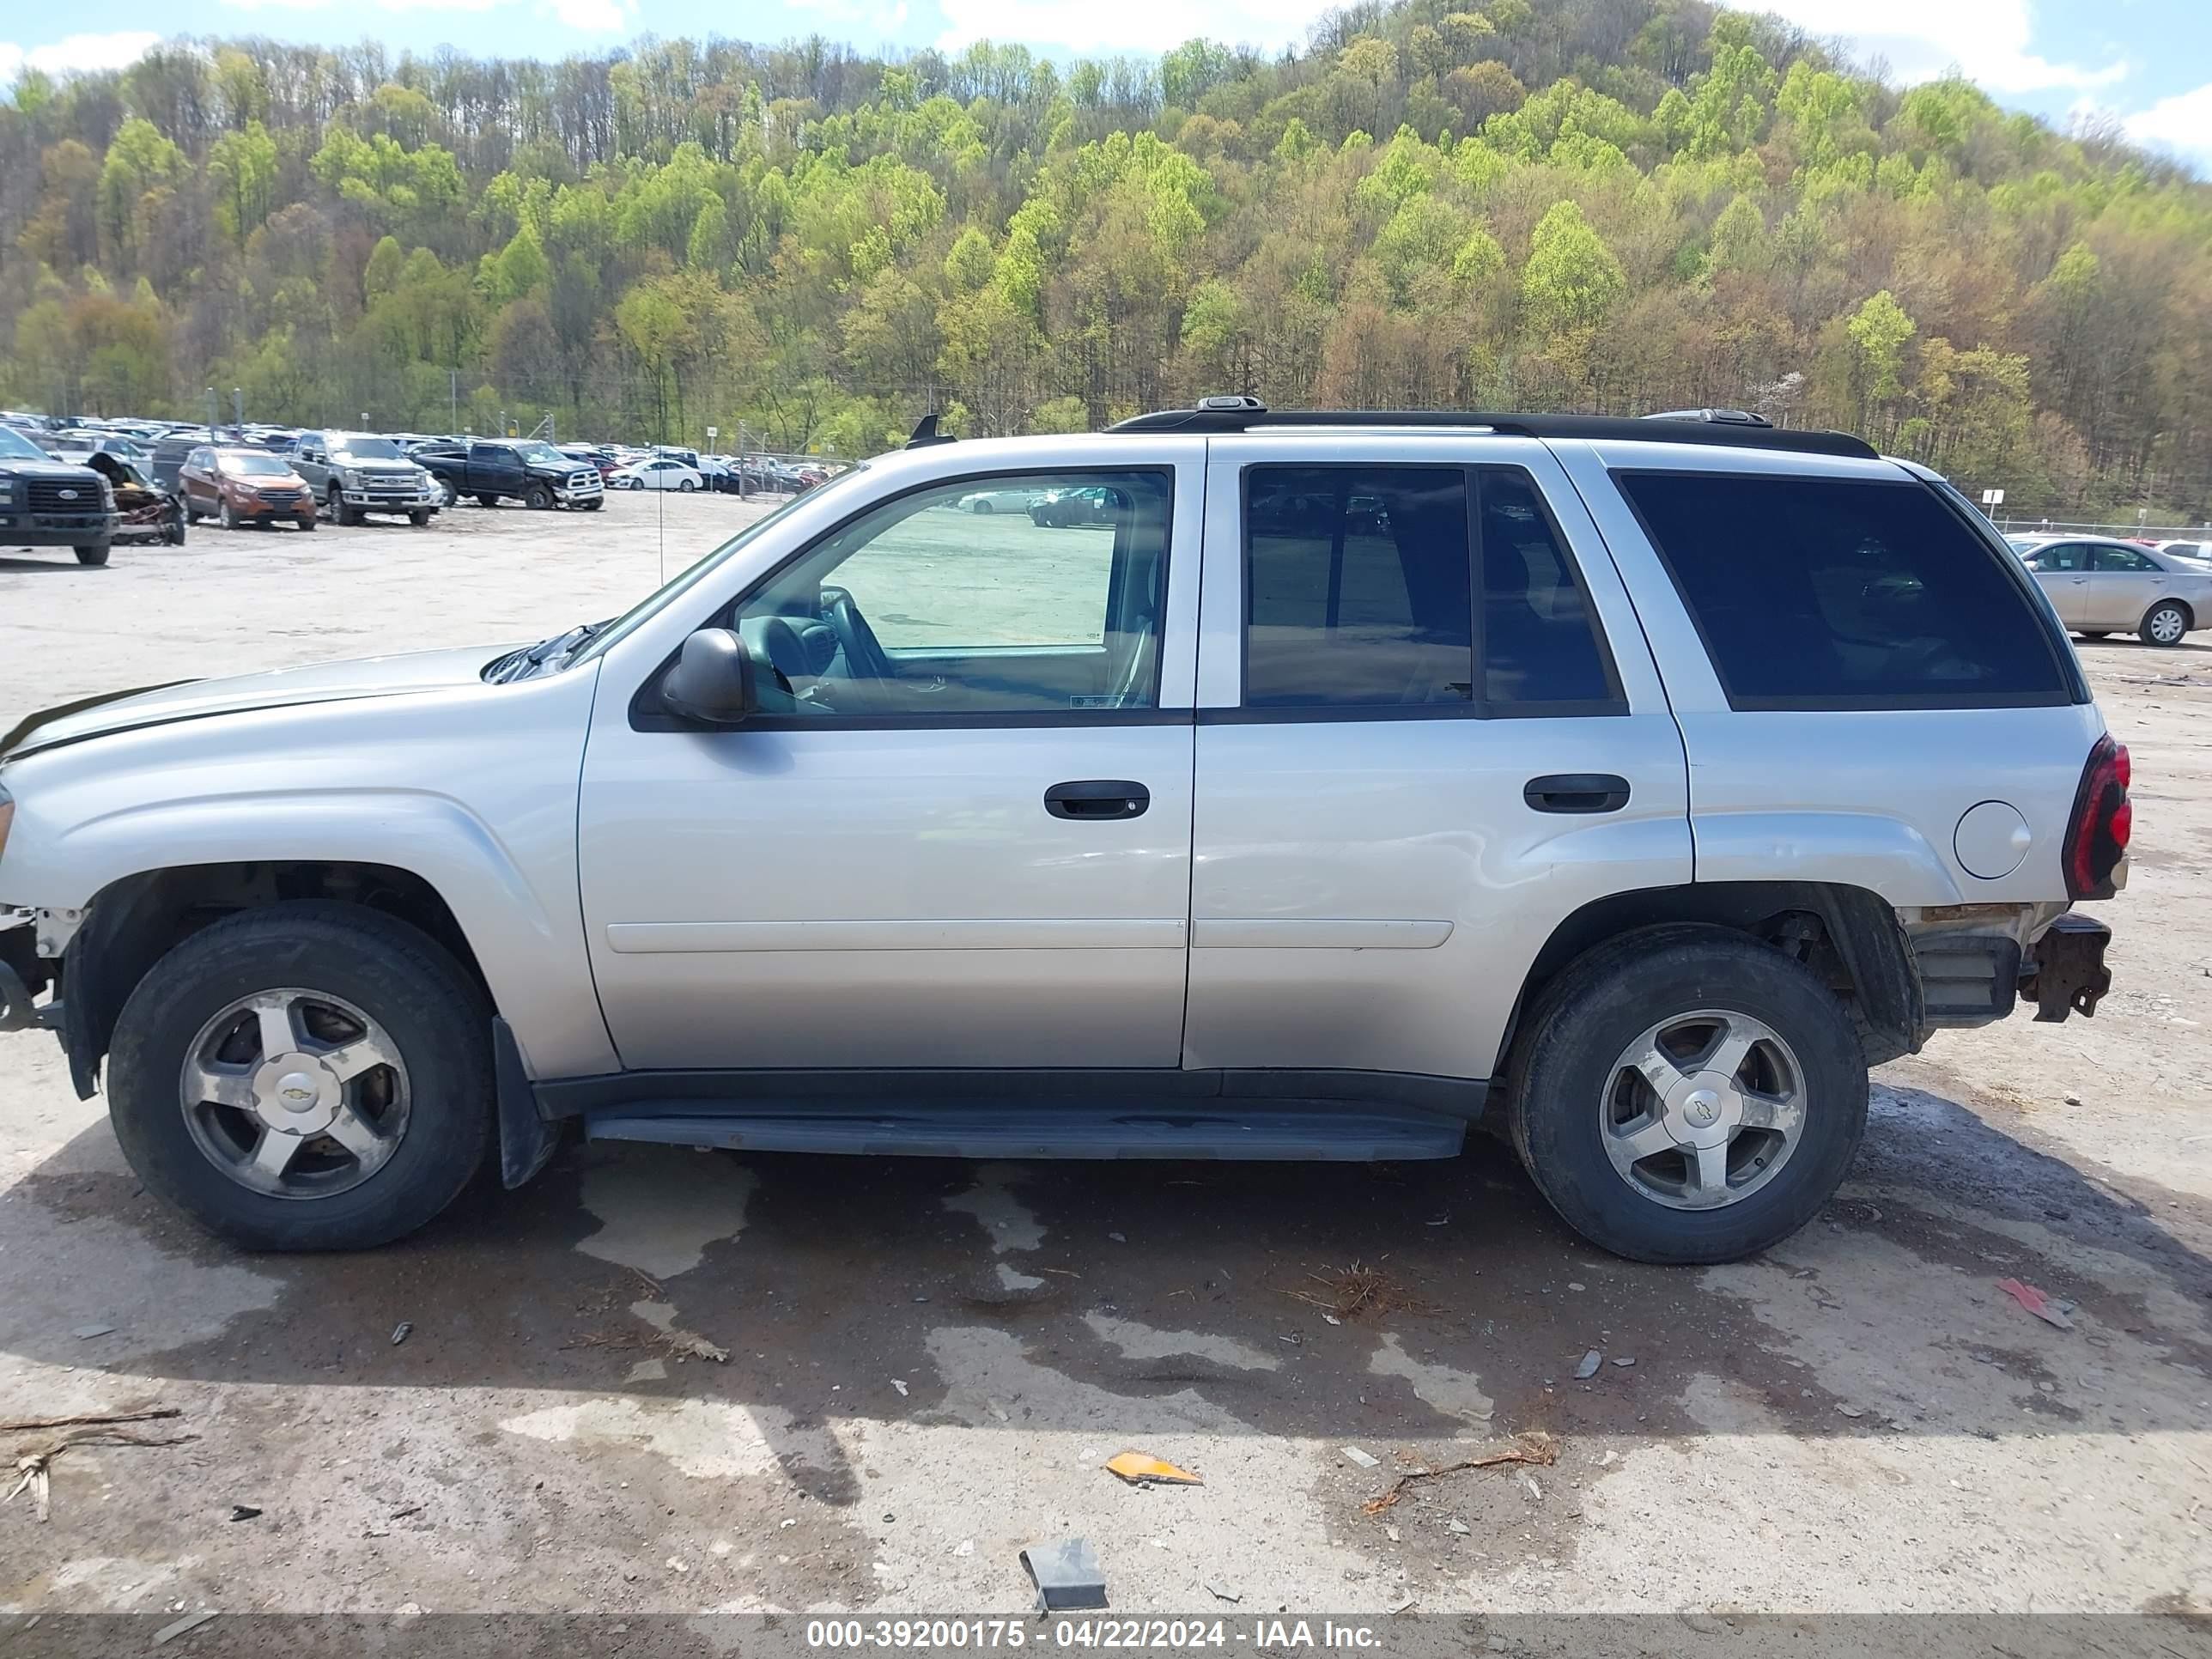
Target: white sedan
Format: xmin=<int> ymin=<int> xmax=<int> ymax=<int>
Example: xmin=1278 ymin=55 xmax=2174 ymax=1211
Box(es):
xmin=951 ymin=485 xmax=1042 ymax=514
xmin=2017 ymin=536 xmax=2212 ymax=646
xmin=608 ymin=458 xmax=703 ymax=492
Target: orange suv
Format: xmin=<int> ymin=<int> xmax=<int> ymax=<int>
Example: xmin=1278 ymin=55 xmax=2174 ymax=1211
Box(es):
xmin=179 ymin=446 xmax=318 ymax=532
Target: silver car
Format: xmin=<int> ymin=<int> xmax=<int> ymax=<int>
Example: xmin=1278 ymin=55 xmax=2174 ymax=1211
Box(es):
xmin=0 ymin=403 xmax=2124 ymax=1267
xmin=2014 ymin=536 xmax=2212 ymax=645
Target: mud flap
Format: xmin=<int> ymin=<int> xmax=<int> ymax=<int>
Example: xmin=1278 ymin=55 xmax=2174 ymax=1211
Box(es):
xmin=493 ymin=1016 xmax=561 ymax=1188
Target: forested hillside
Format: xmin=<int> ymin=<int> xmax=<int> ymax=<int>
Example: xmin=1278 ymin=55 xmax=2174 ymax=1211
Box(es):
xmin=3 ymin=0 xmax=2209 ymax=515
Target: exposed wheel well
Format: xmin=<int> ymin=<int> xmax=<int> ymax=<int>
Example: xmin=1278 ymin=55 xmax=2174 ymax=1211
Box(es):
xmin=2146 ymin=596 xmax=2193 ymax=629
xmin=57 ymin=861 xmax=489 ymax=1100
xmin=1497 ymin=881 xmax=1921 ymax=1076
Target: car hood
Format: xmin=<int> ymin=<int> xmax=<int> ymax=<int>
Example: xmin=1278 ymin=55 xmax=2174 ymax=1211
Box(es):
xmin=0 ymin=457 xmax=106 ymax=483
xmin=0 ymin=643 xmax=520 ymax=760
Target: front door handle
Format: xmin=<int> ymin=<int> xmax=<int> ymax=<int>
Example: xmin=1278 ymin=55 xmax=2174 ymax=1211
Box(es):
xmin=1524 ymin=773 xmax=1632 ymax=814
xmin=1044 ymin=780 xmax=1150 ymax=820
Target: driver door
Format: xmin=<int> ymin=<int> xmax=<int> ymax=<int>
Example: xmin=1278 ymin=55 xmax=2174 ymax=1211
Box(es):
xmin=576 ymin=462 xmax=1202 ymax=1072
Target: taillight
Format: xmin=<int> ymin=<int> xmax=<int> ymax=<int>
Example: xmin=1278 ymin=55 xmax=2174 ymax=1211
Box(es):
xmin=2063 ymin=736 xmax=2130 ymax=900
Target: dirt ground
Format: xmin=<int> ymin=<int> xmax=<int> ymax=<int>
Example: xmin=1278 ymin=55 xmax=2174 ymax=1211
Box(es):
xmin=2 ymin=494 xmax=2209 ymax=1646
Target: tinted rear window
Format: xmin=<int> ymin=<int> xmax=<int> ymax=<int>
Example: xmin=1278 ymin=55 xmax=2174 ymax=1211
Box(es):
xmin=1617 ymin=473 xmax=2074 ymax=709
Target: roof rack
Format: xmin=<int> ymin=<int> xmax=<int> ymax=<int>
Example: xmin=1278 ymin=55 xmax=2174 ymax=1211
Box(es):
xmin=1105 ymin=399 xmax=1877 ymax=459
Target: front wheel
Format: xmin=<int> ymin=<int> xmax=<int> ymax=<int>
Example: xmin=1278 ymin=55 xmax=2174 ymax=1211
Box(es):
xmin=438 ymin=480 xmax=457 ymax=509
xmin=525 ymin=483 xmax=554 ymax=510
xmin=106 ymin=902 xmax=494 ymax=1251
xmin=74 ymin=545 xmax=110 ymax=566
xmin=2141 ymin=601 xmax=2189 ymax=647
xmin=409 ymin=510 xmax=433 ymax=526
xmin=971 ymin=499 xmax=993 ymax=514
xmin=1504 ymin=926 xmax=1867 ymax=1265
xmin=219 ymin=498 xmax=238 ymax=531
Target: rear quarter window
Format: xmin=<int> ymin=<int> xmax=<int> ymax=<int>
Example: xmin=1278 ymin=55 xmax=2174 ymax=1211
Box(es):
xmin=1615 ymin=471 xmax=2077 ymax=710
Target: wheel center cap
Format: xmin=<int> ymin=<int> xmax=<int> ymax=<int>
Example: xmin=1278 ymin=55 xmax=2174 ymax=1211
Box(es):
xmin=1682 ymin=1088 xmax=1723 ymax=1128
xmin=275 ymin=1071 xmax=322 ymax=1113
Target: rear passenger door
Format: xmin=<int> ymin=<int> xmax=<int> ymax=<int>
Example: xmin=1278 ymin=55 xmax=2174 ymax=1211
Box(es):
xmin=2023 ymin=541 xmax=2092 ymax=626
xmin=2086 ymin=543 xmax=2166 ymax=631
xmin=1185 ymin=434 xmax=1692 ymax=1086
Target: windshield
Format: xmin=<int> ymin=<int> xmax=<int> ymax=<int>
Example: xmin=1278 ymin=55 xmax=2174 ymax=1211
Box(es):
xmin=515 ymin=441 xmax=563 ymax=465
xmin=221 ymin=452 xmax=291 ymax=477
xmin=0 ymin=428 xmax=52 ymax=461
xmin=568 ymin=463 xmax=872 ymax=667
xmin=331 ymin=436 xmax=404 ymax=462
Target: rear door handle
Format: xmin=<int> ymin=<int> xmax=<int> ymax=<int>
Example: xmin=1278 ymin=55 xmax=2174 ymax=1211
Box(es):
xmin=1044 ymin=780 xmax=1150 ymax=820
xmin=1524 ymin=774 xmax=1631 ymax=814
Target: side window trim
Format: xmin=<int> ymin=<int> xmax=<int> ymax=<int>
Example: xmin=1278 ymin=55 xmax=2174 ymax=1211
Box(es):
xmin=626 ymin=465 xmax=1183 ymax=733
xmin=1231 ymin=461 xmax=1629 ymax=721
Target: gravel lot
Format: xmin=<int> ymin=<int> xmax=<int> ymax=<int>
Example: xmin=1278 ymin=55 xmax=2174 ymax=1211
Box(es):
xmin=2 ymin=493 xmax=2209 ymax=1644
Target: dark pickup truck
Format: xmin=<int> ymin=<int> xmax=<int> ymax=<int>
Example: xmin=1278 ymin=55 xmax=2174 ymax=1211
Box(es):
xmin=415 ymin=440 xmax=605 ymax=511
xmin=0 ymin=424 xmax=118 ymax=565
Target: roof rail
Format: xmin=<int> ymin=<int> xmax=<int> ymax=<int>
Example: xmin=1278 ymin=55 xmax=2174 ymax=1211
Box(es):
xmin=1105 ymin=400 xmax=1877 ymax=459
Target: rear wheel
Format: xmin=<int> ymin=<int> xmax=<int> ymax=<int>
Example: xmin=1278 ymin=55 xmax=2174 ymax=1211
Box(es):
xmin=106 ymin=902 xmax=493 ymax=1251
xmin=678 ymin=477 xmax=697 ymax=492
xmin=74 ymin=545 xmax=109 ymax=566
xmin=2076 ymin=631 xmax=2109 ymax=640
xmin=1504 ymin=926 xmax=1867 ymax=1265
xmin=2141 ymin=601 xmax=2189 ymax=647
xmin=971 ymin=499 xmax=994 ymax=514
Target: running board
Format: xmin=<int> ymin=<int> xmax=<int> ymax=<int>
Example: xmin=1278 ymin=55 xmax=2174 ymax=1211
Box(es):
xmin=581 ymin=1102 xmax=1468 ymax=1161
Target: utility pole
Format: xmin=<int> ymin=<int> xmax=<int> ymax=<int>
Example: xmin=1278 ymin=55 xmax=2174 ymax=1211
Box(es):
xmin=205 ymin=387 xmax=217 ymax=440
xmin=450 ymin=369 xmax=459 ymax=434
xmin=233 ymin=387 xmax=243 ymax=431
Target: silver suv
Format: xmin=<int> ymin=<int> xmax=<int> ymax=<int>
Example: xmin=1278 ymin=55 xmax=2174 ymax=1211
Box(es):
xmin=0 ymin=404 xmax=2126 ymax=1265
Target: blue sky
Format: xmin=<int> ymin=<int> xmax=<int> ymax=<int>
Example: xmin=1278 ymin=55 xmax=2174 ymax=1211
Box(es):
xmin=4 ymin=0 xmax=2209 ymax=173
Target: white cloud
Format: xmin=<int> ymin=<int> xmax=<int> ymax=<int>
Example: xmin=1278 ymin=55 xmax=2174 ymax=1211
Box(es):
xmin=933 ymin=0 xmax=1330 ymax=55
xmin=2123 ymin=81 xmax=2212 ymax=167
xmin=544 ymin=0 xmax=640 ymax=32
xmin=0 ymin=29 xmax=161 ymax=83
xmin=214 ymin=0 xmax=337 ymax=12
xmin=1747 ymin=0 xmax=2125 ymax=94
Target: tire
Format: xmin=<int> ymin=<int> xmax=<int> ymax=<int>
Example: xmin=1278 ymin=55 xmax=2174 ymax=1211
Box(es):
xmin=438 ymin=480 xmax=457 ymax=509
xmin=1504 ymin=925 xmax=1868 ymax=1265
xmin=185 ymin=501 xmax=202 ymax=525
xmin=971 ymin=499 xmax=993 ymax=514
xmin=2140 ymin=600 xmax=2189 ymax=647
xmin=299 ymin=516 xmax=318 ymax=532
xmin=525 ymin=483 xmax=554 ymax=510
xmin=219 ymin=497 xmax=238 ymax=531
xmin=106 ymin=902 xmax=494 ymax=1252
xmin=409 ymin=510 xmax=432 ymax=526
xmin=2076 ymin=631 xmax=2109 ymax=640
xmin=476 ymin=494 xmax=499 ymax=509
xmin=74 ymin=545 xmax=109 ymax=567
xmin=678 ymin=477 xmax=697 ymax=492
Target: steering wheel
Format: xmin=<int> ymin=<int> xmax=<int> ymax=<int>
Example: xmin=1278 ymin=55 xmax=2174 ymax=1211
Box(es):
xmin=819 ymin=585 xmax=896 ymax=685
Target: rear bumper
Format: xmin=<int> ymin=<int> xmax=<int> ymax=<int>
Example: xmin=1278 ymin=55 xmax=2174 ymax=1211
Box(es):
xmin=1901 ymin=903 xmax=2111 ymax=1030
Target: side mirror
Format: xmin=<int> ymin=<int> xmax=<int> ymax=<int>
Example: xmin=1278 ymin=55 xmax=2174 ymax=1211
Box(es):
xmin=661 ymin=628 xmax=757 ymax=726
